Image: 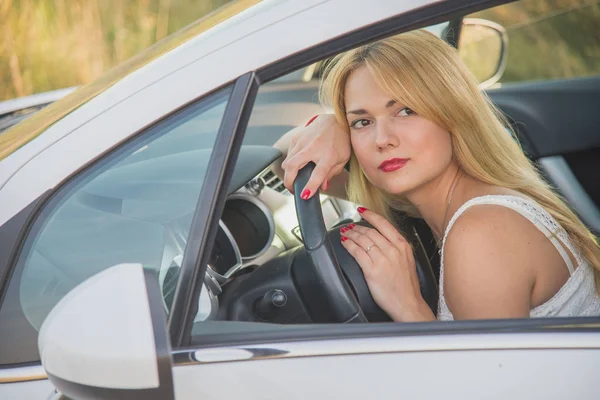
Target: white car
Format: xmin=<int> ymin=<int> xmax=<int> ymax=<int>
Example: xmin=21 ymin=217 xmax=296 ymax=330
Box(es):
xmin=1 ymin=0 xmax=599 ymax=399
xmin=0 ymin=87 xmax=77 ymax=134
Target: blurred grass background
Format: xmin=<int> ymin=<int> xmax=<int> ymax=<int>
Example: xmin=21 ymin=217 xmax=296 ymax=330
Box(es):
xmin=1 ymin=0 xmax=599 ymax=102
xmin=471 ymin=0 xmax=600 ymax=82
xmin=0 ymin=0 xmax=232 ymax=101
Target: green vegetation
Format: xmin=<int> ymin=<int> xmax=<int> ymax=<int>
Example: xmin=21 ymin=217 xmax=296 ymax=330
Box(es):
xmin=471 ymin=0 xmax=600 ymax=83
xmin=0 ymin=0 xmax=233 ymax=101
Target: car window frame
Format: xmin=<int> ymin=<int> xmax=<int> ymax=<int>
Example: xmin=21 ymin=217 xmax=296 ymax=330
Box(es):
xmin=177 ymin=0 xmax=600 ymax=350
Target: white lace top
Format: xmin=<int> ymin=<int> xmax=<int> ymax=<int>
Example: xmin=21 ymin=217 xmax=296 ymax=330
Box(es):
xmin=438 ymin=195 xmax=600 ymax=321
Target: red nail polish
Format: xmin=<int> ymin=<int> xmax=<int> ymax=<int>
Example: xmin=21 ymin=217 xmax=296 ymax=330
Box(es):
xmin=340 ymin=227 xmax=348 ymax=233
xmin=341 ymin=236 xmax=348 ymax=242
xmin=348 ymin=223 xmax=356 ymax=229
xmin=357 ymin=207 xmax=367 ymax=214
xmin=301 ymin=189 xmax=311 ymax=200
xmin=305 ymin=115 xmax=319 ymax=127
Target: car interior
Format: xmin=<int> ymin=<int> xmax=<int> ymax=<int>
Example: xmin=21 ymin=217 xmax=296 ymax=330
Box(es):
xmin=189 ymin=60 xmax=600 ymax=337
xmin=179 ymin=19 xmax=600 ymax=335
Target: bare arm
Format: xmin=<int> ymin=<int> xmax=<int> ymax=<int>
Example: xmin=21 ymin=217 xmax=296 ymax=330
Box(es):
xmin=443 ymin=205 xmax=538 ymax=319
xmin=272 ymin=115 xmax=350 ymax=200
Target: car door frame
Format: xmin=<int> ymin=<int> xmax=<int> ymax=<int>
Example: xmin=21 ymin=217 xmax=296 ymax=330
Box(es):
xmin=171 ymin=0 xmax=600 ymax=358
xmin=171 ymin=0 xmax=522 ymax=347
xmin=167 ymin=0 xmax=600 ymax=393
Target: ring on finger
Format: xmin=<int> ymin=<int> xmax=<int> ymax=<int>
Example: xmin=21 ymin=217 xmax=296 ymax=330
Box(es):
xmin=366 ymin=244 xmax=376 ymax=253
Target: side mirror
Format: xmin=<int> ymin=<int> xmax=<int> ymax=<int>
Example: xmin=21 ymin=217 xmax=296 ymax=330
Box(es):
xmin=458 ymin=18 xmax=508 ymax=89
xmin=38 ymin=263 xmax=175 ymax=400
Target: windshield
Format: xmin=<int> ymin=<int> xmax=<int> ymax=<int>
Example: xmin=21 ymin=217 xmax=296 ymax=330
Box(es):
xmin=0 ymin=0 xmax=261 ymax=161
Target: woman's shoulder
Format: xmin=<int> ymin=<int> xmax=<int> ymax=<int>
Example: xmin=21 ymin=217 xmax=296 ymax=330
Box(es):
xmin=441 ymin=196 xmax=541 ymax=318
xmin=442 ymin=193 xmax=559 ymax=286
xmin=444 ymin=195 xmax=549 ymax=259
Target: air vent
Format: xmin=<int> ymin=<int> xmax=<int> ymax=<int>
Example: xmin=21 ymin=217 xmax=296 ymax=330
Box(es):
xmin=259 ymin=168 xmax=289 ymax=194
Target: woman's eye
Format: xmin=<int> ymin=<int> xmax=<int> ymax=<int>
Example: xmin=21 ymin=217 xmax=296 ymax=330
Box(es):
xmin=397 ymin=107 xmax=415 ymax=117
xmin=350 ymin=119 xmax=371 ymax=129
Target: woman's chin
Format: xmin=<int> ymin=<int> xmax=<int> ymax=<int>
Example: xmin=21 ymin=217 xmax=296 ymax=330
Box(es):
xmin=379 ymin=181 xmax=415 ymax=196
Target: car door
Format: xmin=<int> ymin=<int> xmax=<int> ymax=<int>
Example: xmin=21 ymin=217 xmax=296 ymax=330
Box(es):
xmin=465 ymin=0 xmax=600 ymax=234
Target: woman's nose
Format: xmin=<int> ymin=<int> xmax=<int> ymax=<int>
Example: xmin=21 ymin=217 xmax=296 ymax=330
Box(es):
xmin=374 ymin=120 xmax=398 ymax=149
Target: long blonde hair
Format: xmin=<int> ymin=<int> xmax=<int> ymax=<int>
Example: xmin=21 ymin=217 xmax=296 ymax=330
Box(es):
xmin=319 ymin=30 xmax=600 ymax=288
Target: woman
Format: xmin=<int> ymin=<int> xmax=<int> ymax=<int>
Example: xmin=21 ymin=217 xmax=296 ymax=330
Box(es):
xmin=273 ymin=30 xmax=600 ymax=322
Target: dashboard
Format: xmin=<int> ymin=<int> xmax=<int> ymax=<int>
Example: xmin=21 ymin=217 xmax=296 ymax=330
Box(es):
xmin=179 ymin=165 xmax=359 ymax=322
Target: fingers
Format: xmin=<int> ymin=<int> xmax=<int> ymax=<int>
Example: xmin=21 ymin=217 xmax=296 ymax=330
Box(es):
xmin=340 ymin=237 xmax=374 ymax=270
xmin=282 ymin=152 xmax=339 ymax=199
xmin=341 ymin=225 xmax=388 ymax=267
xmin=280 ymin=114 xmax=351 ymax=197
xmin=357 ymin=208 xmax=408 ymax=245
xmin=343 ymin=224 xmax=391 ymax=254
xmin=283 ymin=157 xmax=303 ymax=194
xmin=300 ymin=163 xmax=330 ymax=199
xmin=281 ymin=149 xmax=314 ymax=191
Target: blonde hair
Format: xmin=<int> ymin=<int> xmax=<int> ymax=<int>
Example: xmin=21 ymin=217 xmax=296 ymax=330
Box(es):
xmin=319 ymin=30 xmax=600 ymax=288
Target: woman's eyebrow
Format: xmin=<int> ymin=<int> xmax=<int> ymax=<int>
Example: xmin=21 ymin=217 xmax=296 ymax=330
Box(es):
xmin=346 ymin=100 xmax=397 ymax=115
xmin=346 ymin=108 xmax=367 ymax=115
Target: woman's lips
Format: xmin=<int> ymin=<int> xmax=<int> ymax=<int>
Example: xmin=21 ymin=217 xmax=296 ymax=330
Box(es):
xmin=378 ymin=158 xmax=409 ymax=172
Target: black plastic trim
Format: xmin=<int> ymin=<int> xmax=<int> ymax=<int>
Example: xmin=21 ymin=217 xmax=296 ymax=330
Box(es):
xmin=143 ymin=269 xmax=175 ymax=399
xmin=444 ymin=17 xmax=463 ymax=48
xmin=168 ymin=72 xmax=261 ymax=347
xmin=257 ymin=0 xmax=517 ymax=83
xmin=0 ymin=191 xmax=50 ymax=311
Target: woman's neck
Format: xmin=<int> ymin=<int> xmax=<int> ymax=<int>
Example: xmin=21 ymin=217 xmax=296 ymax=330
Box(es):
xmin=405 ymin=164 xmax=474 ymax=242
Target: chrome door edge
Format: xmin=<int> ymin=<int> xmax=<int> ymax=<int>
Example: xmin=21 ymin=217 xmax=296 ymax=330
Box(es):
xmin=0 ymin=364 xmax=47 ymax=383
xmin=173 ymin=331 xmax=600 ymax=365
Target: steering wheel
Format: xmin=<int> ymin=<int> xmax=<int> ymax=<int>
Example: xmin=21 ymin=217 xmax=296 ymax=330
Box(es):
xmin=293 ymin=163 xmax=368 ymax=323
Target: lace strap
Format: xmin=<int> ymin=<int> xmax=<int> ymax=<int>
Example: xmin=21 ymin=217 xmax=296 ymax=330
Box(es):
xmin=441 ymin=195 xmax=579 ymax=275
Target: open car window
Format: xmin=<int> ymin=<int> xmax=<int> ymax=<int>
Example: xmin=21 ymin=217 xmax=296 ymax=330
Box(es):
xmin=184 ymin=0 xmax=600 ymax=349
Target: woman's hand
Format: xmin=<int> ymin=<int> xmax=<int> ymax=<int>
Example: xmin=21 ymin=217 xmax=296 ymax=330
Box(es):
xmin=280 ymin=114 xmax=350 ymax=199
xmin=340 ymin=208 xmax=435 ymax=322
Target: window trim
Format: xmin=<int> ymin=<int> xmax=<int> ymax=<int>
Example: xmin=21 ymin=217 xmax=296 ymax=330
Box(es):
xmin=168 ymin=72 xmax=260 ymax=347
xmin=257 ymin=0 xmax=515 ymax=84
xmin=178 ymin=0 xmax=600 ymax=348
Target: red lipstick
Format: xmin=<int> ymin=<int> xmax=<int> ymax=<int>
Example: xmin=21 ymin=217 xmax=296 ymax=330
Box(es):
xmin=378 ymin=158 xmax=409 ymax=172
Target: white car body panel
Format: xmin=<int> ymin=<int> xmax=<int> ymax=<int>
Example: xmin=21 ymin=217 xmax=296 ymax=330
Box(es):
xmin=174 ymin=348 xmax=600 ymax=399
xmin=0 ymin=379 xmax=54 ymax=400
xmin=172 ymin=333 xmax=600 ymax=399
xmin=0 ymin=0 xmax=437 ymax=226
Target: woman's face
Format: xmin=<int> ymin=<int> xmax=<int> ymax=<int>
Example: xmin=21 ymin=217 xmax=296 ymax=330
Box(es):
xmin=344 ymin=65 xmax=454 ymax=196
